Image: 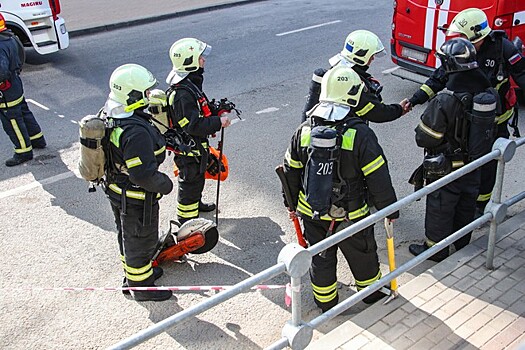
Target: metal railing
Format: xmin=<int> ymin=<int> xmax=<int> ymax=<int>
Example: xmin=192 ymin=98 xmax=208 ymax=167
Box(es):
xmin=109 ymin=136 xmax=524 ymax=350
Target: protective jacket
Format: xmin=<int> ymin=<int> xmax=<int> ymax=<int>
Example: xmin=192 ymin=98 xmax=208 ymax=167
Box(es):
xmin=302 ymin=65 xmax=403 ymax=123
xmin=168 ymin=69 xmax=222 ymax=158
xmin=0 ymin=31 xmax=23 ymax=104
xmin=105 ymin=110 xmax=173 ymax=207
xmin=284 ymin=115 xmax=399 ymax=222
xmin=410 ymin=31 xmax=525 ymax=126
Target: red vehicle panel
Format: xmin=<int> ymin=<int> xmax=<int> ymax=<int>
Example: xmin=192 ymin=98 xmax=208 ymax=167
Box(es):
xmin=390 ymin=0 xmax=525 ymax=83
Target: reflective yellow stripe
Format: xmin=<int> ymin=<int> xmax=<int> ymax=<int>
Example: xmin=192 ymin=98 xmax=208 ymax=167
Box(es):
xmin=356 ymin=102 xmax=374 ymax=117
xmin=10 ymin=119 xmax=31 ymax=152
xmin=0 ymin=95 xmax=23 ymax=108
xmin=178 ymin=117 xmax=189 ymax=128
xmin=420 ymin=84 xmax=434 ymax=98
xmin=125 ymin=157 xmax=142 ymax=169
xmin=124 ymin=261 xmax=154 ymax=282
xmin=477 ymin=192 xmax=492 ymax=202
xmin=495 ymin=78 xmax=509 ymax=91
xmin=496 ymin=108 xmax=513 ymax=124
xmin=347 ymin=203 xmax=369 ymax=220
xmin=341 ymin=128 xmax=356 ymax=151
xmin=29 ymin=132 xmax=44 ymax=140
xmin=296 ymin=192 xmax=345 ymax=221
xmin=154 ymin=146 xmax=166 ymax=156
xmin=125 ymin=268 xmax=153 ymax=282
xmin=124 ymin=262 xmax=152 ymax=275
xmin=124 ymin=100 xmax=147 ymax=113
xmin=177 ymin=201 xmax=199 ymax=218
xmin=120 ymin=255 xmax=125 ymax=263
xmin=362 ymin=155 xmax=385 ymax=176
xmin=110 ymin=127 xmax=123 ymax=147
xmin=452 ymin=160 xmax=464 ymax=168
xmin=108 ymin=184 xmax=161 ymax=200
xmin=418 ymin=121 xmax=444 ymax=139
xmin=285 ymin=149 xmax=303 ymax=168
xmin=426 ymin=239 xmax=437 ymax=247
xmin=312 ymin=282 xmax=338 ymax=303
xmin=300 ymin=126 xmax=311 ymax=147
xmin=355 ymin=270 xmax=382 ymax=289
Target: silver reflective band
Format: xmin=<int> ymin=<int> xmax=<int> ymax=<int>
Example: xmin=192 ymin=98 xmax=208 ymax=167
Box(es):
xmin=311 ymin=136 xmax=337 ymax=148
xmin=473 ymin=102 xmax=497 ymax=112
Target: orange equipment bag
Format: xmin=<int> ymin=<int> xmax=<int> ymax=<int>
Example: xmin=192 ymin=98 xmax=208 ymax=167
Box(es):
xmin=205 ymin=146 xmax=228 ymax=181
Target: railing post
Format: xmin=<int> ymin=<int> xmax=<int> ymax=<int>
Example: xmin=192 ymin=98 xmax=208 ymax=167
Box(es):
xmin=485 ymin=138 xmax=516 ymax=269
xmin=277 ymin=243 xmax=313 ymax=350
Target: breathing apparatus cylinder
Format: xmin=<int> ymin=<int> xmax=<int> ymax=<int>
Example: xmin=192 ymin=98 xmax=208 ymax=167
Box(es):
xmin=78 ymin=114 xmax=107 ymax=182
xmin=303 ymin=126 xmax=338 ymax=219
xmin=467 ymin=91 xmax=497 ymax=161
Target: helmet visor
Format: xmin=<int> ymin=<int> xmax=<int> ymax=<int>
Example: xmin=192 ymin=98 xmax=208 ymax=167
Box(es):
xmin=201 ymin=44 xmax=212 ymax=58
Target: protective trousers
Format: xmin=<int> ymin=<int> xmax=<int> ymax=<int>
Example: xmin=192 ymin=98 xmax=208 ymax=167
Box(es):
xmin=174 ymin=155 xmax=205 ymax=223
xmin=425 ymin=169 xmax=481 ymax=252
xmin=477 ymin=122 xmax=510 ymax=211
xmin=111 ymin=200 xmax=159 ymax=287
xmin=0 ymin=99 xmax=45 ymax=156
xmin=303 ymin=216 xmax=381 ymax=311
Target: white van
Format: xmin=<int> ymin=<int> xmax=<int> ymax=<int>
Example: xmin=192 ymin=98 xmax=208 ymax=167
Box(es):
xmin=0 ymin=0 xmax=69 ymax=55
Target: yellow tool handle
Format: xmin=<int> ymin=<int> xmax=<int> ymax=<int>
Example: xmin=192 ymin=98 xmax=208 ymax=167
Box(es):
xmin=384 ymin=218 xmax=398 ymax=293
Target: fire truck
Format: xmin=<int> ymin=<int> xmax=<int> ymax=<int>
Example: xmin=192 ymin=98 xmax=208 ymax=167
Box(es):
xmin=390 ymin=0 xmax=525 ymax=84
xmin=0 ymin=0 xmax=69 ymax=55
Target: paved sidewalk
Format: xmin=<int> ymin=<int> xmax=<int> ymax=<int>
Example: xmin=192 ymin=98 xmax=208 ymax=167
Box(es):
xmin=308 ymin=212 xmax=525 ymax=350
xmin=61 ymin=0 xmax=262 ymax=35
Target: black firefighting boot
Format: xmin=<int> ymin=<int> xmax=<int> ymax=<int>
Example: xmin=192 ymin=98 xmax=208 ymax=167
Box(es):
xmin=32 ymin=136 xmax=47 ymax=149
xmin=199 ymin=201 xmax=216 ymax=212
xmin=409 ymin=242 xmax=448 ymax=262
xmin=122 ymin=266 xmax=164 ymax=295
xmin=5 ymin=152 xmax=33 ymax=167
xmin=128 ymin=270 xmax=172 ymax=302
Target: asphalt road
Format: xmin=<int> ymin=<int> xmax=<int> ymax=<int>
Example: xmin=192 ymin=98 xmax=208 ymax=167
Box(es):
xmin=1 ymin=0 xmax=524 ymax=349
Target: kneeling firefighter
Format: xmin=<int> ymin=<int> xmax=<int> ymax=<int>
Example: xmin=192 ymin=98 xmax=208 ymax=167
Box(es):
xmin=282 ymin=65 xmax=399 ymax=312
xmin=164 ymin=37 xmax=232 ymax=224
xmin=409 ymin=38 xmax=498 ymax=262
xmin=104 ymin=64 xmax=174 ymax=302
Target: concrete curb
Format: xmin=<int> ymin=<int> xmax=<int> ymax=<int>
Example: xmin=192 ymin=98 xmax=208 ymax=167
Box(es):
xmin=69 ymin=0 xmax=267 ymax=37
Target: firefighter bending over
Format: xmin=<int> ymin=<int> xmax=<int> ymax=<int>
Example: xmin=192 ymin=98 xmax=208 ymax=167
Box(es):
xmin=409 ymin=38 xmax=498 ymax=262
xmin=283 ymin=65 xmax=399 ymax=312
xmin=165 ymin=38 xmax=231 ymax=224
xmin=104 ymin=64 xmax=173 ymax=302
xmin=302 ymin=29 xmax=409 ymax=124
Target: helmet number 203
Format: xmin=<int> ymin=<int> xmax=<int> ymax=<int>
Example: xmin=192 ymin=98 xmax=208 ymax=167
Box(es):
xmin=337 ymin=76 xmax=349 ymax=81
xmin=316 ymin=161 xmax=333 ymax=176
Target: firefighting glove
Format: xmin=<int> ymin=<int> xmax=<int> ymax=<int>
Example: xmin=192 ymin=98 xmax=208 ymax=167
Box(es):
xmin=148 ymin=89 xmax=167 ymax=114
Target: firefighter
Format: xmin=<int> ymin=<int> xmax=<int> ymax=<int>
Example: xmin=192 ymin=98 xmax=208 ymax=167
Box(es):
xmin=0 ymin=13 xmax=46 ymax=166
xmin=105 ymin=64 xmax=174 ymax=301
xmin=165 ymin=37 xmax=231 ymax=224
xmin=404 ymin=8 xmax=525 ymax=214
xmin=302 ymin=29 xmax=409 ymax=123
xmin=284 ymin=65 xmax=399 ymax=312
xmin=409 ymin=38 xmax=498 ymax=262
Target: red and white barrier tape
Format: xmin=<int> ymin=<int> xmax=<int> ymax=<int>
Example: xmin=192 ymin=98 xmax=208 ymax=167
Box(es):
xmin=12 ymin=285 xmax=286 ymax=292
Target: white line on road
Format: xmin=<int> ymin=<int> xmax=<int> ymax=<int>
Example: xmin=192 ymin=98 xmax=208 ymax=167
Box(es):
xmin=26 ymin=99 xmax=49 ymax=111
xmin=276 ymin=20 xmax=341 ymax=36
xmin=0 ymin=170 xmax=79 ymax=199
xmin=256 ymin=107 xmax=279 ymax=114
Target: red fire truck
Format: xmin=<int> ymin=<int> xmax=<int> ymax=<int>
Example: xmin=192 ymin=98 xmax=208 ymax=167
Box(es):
xmin=390 ymin=0 xmax=525 ymax=83
xmin=0 ymin=0 xmax=69 ymax=55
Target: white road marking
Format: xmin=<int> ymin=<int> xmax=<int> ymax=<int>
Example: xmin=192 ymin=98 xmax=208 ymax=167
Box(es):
xmin=26 ymin=99 xmax=49 ymax=111
xmin=0 ymin=170 xmax=80 ymax=199
xmin=256 ymin=107 xmax=279 ymax=114
xmin=276 ymin=20 xmax=341 ymax=36
xmin=58 ymin=114 xmax=65 ymax=118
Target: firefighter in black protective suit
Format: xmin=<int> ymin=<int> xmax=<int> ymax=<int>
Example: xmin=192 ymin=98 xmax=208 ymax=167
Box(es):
xmin=0 ymin=14 xmax=46 ymax=166
xmin=404 ymin=8 xmax=525 ymax=214
xmin=165 ymin=38 xmax=231 ymax=224
xmin=284 ymin=65 xmax=399 ymax=312
xmin=302 ymin=29 xmax=409 ymax=124
xmin=408 ymin=38 xmax=498 ymax=262
xmin=104 ymin=64 xmax=173 ymax=302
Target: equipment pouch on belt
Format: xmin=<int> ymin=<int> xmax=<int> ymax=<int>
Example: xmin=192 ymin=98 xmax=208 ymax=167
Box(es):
xmin=303 ymin=126 xmax=339 ymax=219
xmin=423 ymin=153 xmax=452 ymax=178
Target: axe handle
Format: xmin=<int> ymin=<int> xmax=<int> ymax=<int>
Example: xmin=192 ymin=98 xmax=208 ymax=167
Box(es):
xmin=275 ymin=165 xmax=307 ymax=248
xmin=384 ymin=218 xmax=398 ymax=293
